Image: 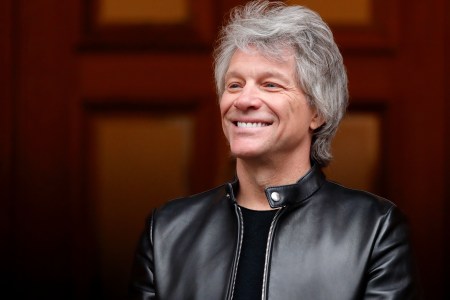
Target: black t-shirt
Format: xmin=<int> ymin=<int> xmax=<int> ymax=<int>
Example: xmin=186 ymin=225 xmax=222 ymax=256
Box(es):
xmin=233 ymin=206 xmax=277 ymax=300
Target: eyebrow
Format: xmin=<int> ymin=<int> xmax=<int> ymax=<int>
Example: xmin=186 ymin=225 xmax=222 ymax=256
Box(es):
xmin=224 ymin=69 xmax=293 ymax=84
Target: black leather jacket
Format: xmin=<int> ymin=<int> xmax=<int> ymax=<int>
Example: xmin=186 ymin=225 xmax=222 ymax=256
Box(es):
xmin=129 ymin=164 xmax=418 ymax=299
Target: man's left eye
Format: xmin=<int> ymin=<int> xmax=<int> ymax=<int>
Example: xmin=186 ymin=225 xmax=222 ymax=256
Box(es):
xmin=264 ymin=82 xmax=281 ymax=89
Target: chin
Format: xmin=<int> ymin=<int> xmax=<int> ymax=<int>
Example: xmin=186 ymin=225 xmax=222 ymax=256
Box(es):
xmin=230 ymin=148 xmax=264 ymax=160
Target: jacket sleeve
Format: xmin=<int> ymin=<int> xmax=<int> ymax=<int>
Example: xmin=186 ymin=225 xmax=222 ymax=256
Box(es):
xmin=128 ymin=213 xmax=157 ymax=300
xmin=364 ymin=206 xmax=420 ymax=299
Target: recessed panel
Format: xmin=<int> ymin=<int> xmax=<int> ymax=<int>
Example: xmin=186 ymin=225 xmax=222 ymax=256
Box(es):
xmin=324 ymin=111 xmax=382 ymax=193
xmin=288 ymin=0 xmax=373 ymax=25
xmin=90 ymin=112 xmax=193 ymax=298
xmin=98 ymin=0 xmax=189 ymax=25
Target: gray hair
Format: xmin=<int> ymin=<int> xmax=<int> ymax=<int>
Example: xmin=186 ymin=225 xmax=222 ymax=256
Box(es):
xmin=214 ymin=0 xmax=348 ymax=167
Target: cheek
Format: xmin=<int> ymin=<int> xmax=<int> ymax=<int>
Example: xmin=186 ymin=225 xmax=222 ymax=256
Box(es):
xmin=219 ymin=99 xmax=230 ymax=134
xmin=284 ymin=103 xmax=314 ymax=129
xmin=219 ymin=96 xmax=233 ymax=117
xmin=219 ymin=104 xmax=226 ymax=117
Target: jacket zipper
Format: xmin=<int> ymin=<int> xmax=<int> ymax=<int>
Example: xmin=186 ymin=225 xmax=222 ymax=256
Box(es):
xmin=226 ymin=204 xmax=244 ymax=300
xmin=261 ymin=207 xmax=285 ymax=300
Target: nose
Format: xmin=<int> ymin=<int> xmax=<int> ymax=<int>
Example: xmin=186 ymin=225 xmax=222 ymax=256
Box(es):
xmin=233 ymin=84 xmax=262 ymax=111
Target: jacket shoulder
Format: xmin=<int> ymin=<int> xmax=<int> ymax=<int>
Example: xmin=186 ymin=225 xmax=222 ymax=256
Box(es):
xmin=152 ymin=183 xmax=231 ymax=224
xmin=319 ymin=180 xmax=398 ymax=216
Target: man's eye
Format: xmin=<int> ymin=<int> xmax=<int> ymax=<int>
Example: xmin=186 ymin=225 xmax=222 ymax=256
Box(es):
xmin=227 ymin=83 xmax=241 ymax=90
xmin=264 ymin=82 xmax=281 ymax=89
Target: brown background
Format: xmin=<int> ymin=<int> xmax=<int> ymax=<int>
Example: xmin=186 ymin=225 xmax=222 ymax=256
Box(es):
xmin=1 ymin=0 xmax=449 ymax=299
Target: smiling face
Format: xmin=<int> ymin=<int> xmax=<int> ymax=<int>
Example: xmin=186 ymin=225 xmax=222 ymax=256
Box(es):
xmin=220 ymin=48 xmax=323 ymax=163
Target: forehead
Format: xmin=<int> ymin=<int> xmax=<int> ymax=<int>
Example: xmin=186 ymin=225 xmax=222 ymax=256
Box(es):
xmin=225 ymin=47 xmax=297 ymax=80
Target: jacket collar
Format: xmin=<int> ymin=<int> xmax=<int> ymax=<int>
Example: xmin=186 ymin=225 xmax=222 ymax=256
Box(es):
xmin=226 ymin=162 xmax=326 ymax=209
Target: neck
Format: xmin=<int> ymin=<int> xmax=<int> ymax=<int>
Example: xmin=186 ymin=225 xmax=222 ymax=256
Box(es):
xmin=235 ymin=155 xmax=311 ymax=210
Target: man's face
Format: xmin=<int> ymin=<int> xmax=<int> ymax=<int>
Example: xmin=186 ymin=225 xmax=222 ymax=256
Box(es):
xmin=220 ymin=48 xmax=323 ymax=162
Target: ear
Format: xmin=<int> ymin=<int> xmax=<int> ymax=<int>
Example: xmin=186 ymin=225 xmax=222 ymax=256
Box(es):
xmin=310 ymin=111 xmax=325 ymax=131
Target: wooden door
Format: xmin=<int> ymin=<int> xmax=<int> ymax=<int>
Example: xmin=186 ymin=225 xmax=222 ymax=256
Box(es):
xmin=1 ymin=0 xmax=448 ymax=299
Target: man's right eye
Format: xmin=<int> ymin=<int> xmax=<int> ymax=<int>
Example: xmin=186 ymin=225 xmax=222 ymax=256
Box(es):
xmin=227 ymin=83 xmax=242 ymax=90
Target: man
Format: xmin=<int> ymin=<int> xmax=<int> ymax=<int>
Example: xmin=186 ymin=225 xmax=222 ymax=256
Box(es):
xmin=129 ymin=1 xmax=418 ymax=299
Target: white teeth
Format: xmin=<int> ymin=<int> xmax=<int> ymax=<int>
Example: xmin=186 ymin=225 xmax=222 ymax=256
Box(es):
xmin=237 ymin=122 xmax=268 ymax=128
